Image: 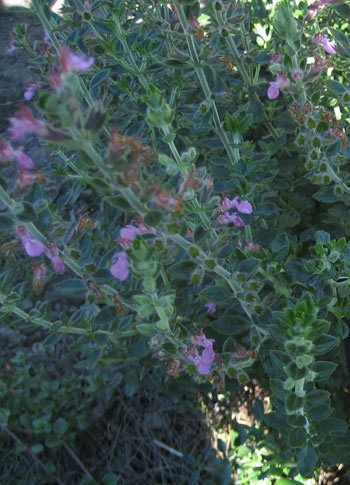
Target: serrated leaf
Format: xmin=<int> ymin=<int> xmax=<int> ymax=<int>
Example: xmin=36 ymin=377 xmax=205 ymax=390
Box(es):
xmin=310 ymin=361 xmax=337 ymax=381
xmin=297 ymin=442 xmax=317 ymax=477
xmin=53 ymin=417 xmax=69 ymax=435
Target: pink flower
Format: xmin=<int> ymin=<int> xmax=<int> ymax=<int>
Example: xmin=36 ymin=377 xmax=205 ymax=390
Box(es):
xmin=235 ymin=347 xmax=250 ymax=359
xmin=17 ymin=171 xmax=45 ymax=189
xmin=9 ymin=107 xmax=48 ymax=141
xmin=189 ymin=15 xmax=200 ymax=31
xmin=186 ymin=228 xmax=194 ymax=238
xmin=84 ymin=0 xmax=92 ymax=12
xmin=0 ymin=137 xmax=16 ymax=163
xmin=0 ymin=138 xmax=35 ymax=170
xmin=267 ymin=73 xmax=289 ymax=100
xmin=17 ymin=226 xmax=45 ymax=257
xmin=32 ymin=264 xmax=48 ymax=291
xmin=171 ymin=5 xmax=179 ymax=23
xmin=312 ymin=56 xmax=331 ymax=72
xmin=245 ymin=241 xmax=260 ymax=251
xmin=117 ymin=220 xmax=154 ymax=250
xmin=220 ymin=196 xmax=252 ymax=214
xmin=117 ymin=225 xmax=140 ymax=250
xmin=205 ymin=302 xmax=216 ymax=315
xmin=59 ymin=46 xmax=94 ymax=73
xmin=197 ymin=343 xmax=215 ymax=375
xmin=218 ymin=195 xmax=253 ymax=227
xmin=192 ymin=331 xmax=214 ymax=347
xmin=24 ymin=83 xmax=38 ymax=101
xmin=43 ymin=31 xmax=51 ymax=44
xmin=307 ymin=0 xmax=333 ymax=19
xmin=33 ymin=264 xmax=48 ymax=281
xmin=14 ymin=149 xmax=35 ymax=170
xmin=270 ymin=53 xmax=283 ymax=65
xmin=292 ymin=69 xmax=303 ymax=80
xmin=45 ymin=244 xmax=65 ymax=275
xmin=187 ymin=332 xmax=215 ymax=375
xmin=48 ymin=68 xmax=62 ymax=90
xmin=314 ymin=34 xmax=336 ymax=55
xmin=110 ymin=251 xmax=129 ymax=281
xmin=6 ymin=44 xmax=17 ymax=54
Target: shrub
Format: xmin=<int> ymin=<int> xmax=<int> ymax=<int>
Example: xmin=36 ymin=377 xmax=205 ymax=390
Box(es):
xmin=1 ymin=0 xmax=350 ymax=480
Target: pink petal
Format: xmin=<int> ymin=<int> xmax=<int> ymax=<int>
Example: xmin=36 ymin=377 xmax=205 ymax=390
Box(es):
xmin=24 ymin=84 xmax=37 ymax=101
xmin=14 ymin=150 xmax=35 ymax=170
xmin=51 ymin=257 xmax=65 ymax=275
xmin=120 ymin=225 xmax=139 ymax=241
xmin=323 ymin=40 xmax=336 ymax=54
xmin=22 ymin=235 xmax=46 ymax=257
xmin=276 ymin=73 xmax=289 ymax=88
xmin=220 ymin=196 xmax=235 ymax=212
xmin=60 ymin=46 xmax=94 ymax=73
xmin=231 ymin=214 xmax=245 ymax=227
xmin=237 ymin=200 xmax=253 ymax=214
xmin=9 ymin=107 xmax=47 ymax=141
xmin=204 ymin=302 xmax=216 ymax=315
xmin=196 ymin=343 xmax=215 ymax=375
xmin=110 ymin=251 xmax=129 ymax=281
xmin=267 ymin=83 xmax=280 ymax=100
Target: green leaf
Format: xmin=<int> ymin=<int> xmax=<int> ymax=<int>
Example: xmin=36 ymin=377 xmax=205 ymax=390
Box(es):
xmin=125 ymin=371 xmax=138 ymax=397
xmin=271 ymin=233 xmax=290 ymax=260
xmin=168 ymin=260 xmax=196 ymax=281
xmin=334 ymin=4 xmax=350 ymax=19
xmin=31 ymin=443 xmax=44 ymax=454
xmin=199 ymin=285 xmax=230 ymax=302
xmin=103 ymin=473 xmax=119 ymax=485
xmin=55 ymin=279 xmax=86 ymax=296
xmin=236 ymin=258 xmax=259 ymax=276
xmin=53 ymin=417 xmax=69 ymax=435
xmin=0 ymin=215 xmax=13 ymax=232
xmin=310 ymin=361 xmax=337 ymax=381
xmin=103 ymin=195 xmax=131 ymax=211
xmin=90 ymin=69 xmax=111 ymax=89
xmin=288 ymin=428 xmax=307 ymax=449
xmin=0 ymin=408 xmax=10 ymax=424
xmin=45 ymin=436 xmax=61 ymax=448
xmin=275 ymin=479 xmax=303 ymax=485
xmin=136 ymin=324 xmax=157 ymax=336
xmin=285 ymin=393 xmax=303 ymax=414
xmin=214 ymin=315 xmax=249 ymax=335
xmin=326 ymin=80 xmax=347 ymax=96
xmin=297 ymin=441 xmax=317 ymax=477
xmin=43 ymin=332 xmax=64 ymax=347
xmin=313 ymin=335 xmax=339 ymax=354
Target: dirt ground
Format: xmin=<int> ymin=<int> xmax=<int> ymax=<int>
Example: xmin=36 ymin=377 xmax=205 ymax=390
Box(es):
xmin=0 ymin=10 xmax=51 ymax=177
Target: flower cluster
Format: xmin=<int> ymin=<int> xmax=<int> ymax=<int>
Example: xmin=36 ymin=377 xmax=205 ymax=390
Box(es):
xmin=185 ymin=332 xmax=215 ymax=375
xmin=16 ymin=226 xmax=65 ymax=275
xmin=110 ymin=218 xmax=155 ymax=281
xmin=9 ymin=107 xmax=48 ymax=142
xmin=59 ymin=46 xmax=94 ymax=74
xmin=314 ymin=34 xmax=337 ymax=55
xmin=218 ymin=195 xmax=253 ymax=227
xmin=0 ymin=136 xmax=34 ymax=170
xmin=110 ymin=251 xmax=129 ymax=281
xmin=267 ymin=73 xmax=290 ymax=100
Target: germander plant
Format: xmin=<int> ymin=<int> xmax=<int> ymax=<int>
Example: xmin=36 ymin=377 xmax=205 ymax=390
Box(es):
xmin=1 ymin=0 xmax=350 ymax=479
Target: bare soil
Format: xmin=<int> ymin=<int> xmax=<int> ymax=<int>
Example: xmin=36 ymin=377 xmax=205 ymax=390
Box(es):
xmin=0 ymin=10 xmax=49 ymax=168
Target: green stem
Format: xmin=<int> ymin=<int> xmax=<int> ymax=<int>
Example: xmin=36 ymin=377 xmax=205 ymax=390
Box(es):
xmin=174 ymin=3 xmax=237 ymax=166
xmin=0 ymin=291 xmax=138 ymax=338
xmin=213 ymin=8 xmax=278 ymax=139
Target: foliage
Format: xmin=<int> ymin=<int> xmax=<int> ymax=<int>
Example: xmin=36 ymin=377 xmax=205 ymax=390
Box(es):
xmin=1 ymin=0 xmax=350 ymax=481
